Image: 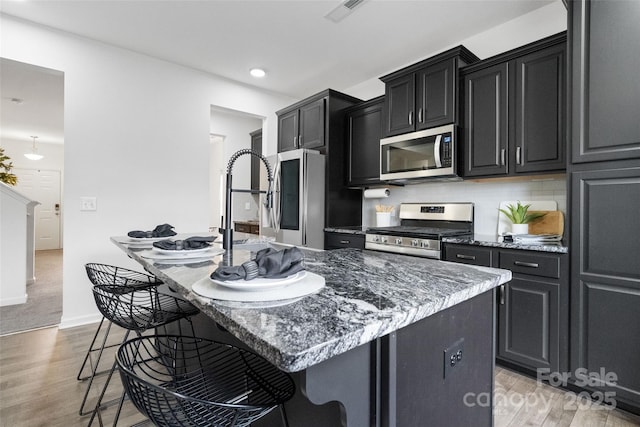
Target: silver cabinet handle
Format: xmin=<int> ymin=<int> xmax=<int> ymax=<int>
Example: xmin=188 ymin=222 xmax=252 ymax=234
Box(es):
xmin=408 ymin=111 xmax=413 ymax=126
xmin=418 ymin=108 xmax=423 ymax=123
xmin=456 ymin=254 xmax=476 ymax=261
xmin=514 ymin=261 xmax=539 ymax=268
xmin=500 ymin=148 xmax=506 ymax=166
xmin=293 ymin=136 xmax=298 ymax=146
xmin=516 ymin=146 xmax=522 ymax=165
xmin=500 ymin=285 xmax=505 ymax=305
xmin=299 ymin=135 xmax=303 ymax=146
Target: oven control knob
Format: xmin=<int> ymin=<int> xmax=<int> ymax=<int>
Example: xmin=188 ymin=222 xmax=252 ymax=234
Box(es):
xmin=411 ymin=239 xmax=419 ymax=247
xmin=421 ymin=241 xmax=430 ymax=249
xmin=395 ymin=238 xmax=403 ymax=245
xmin=380 ymin=236 xmax=388 ymax=244
xmin=372 ymin=236 xmax=380 ymax=243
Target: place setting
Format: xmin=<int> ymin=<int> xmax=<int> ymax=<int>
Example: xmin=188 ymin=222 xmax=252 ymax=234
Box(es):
xmin=139 ymin=235 xmax=224 ymax=264
xmin=191 ymin=246 xmax=325 ymax=306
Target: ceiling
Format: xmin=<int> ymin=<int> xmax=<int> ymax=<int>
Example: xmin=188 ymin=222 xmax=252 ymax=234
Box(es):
xmin=1 ymin=0 xmax=559 ymax=145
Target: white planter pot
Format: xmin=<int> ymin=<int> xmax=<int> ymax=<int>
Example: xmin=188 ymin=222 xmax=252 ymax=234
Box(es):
xmin=511 ymin=223 xmax=529 ymax=235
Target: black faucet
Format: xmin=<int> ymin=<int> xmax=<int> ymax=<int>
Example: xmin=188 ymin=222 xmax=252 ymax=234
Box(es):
xmin=220 ymin=149 xmax=274 ymax=253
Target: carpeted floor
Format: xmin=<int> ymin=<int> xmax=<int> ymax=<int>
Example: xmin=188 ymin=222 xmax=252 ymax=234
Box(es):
xmin=0 ymin=249 xmax=63 ymax=336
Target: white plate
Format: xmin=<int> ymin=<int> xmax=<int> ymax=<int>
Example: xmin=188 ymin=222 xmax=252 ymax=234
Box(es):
xmin=127 ymin=236 xmax=169 ymax=242
xmin=211 ymin=271 xmax=307 ymax=292
xmin=140 ymin=247 xmax=224 ymax=260
xmin=152 ymin=246 xmax=212 ymax=256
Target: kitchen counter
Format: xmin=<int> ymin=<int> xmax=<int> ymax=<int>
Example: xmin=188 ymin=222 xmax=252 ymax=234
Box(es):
xmin=323 ymin=225 xmax=367 ymax=235
xmin=111 ymin=235 xmax=511 ymax=372
xmin=443 ymin=233 xmax=569 ymax=253
xmin=111 ymin=234 xmax=511 ymax=426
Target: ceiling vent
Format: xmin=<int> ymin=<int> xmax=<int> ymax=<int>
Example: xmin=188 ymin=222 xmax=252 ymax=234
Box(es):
xmin=325 ymin=0 xmax=368 ymax=23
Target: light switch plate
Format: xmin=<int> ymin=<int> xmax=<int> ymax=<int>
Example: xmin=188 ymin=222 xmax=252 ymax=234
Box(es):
xmin=80 ymin=196 xmax=97 ymax=211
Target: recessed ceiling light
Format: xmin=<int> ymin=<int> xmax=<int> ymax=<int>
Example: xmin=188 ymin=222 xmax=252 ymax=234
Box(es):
xmin=250 ymin=68 xmax=266 ymax=78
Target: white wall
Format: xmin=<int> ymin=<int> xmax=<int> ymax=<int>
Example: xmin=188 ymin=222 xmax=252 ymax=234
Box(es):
xmin=1 ymin=15 xmax=295 ymax=328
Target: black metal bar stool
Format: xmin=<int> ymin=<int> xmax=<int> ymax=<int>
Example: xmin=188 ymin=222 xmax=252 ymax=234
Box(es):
xmin=79 ymin=263 xmax=163 ymax=417
xmin=87 ymin=280 xmax=200 ymax=427
xmin=117 ymin=335 xmax=295 ymax=427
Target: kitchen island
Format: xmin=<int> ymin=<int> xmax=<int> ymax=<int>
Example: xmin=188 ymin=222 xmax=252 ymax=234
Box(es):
xmin=111 ymin=235 xmax=511 ymax=427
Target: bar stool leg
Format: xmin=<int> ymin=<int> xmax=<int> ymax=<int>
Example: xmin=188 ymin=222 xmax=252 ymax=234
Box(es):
xmin=79 ymin=319 xmax=116 ymax=416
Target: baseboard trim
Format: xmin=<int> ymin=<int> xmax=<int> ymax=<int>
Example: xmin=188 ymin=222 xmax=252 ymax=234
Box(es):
xmin=59 ymin=313 xmax=102 ymax=329
xmin=0 ymin=294 xmax=28 ymax=307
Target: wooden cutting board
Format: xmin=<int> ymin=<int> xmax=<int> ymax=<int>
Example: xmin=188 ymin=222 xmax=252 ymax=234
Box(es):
xmin=528 ymin=211 xmax=564 ymax=236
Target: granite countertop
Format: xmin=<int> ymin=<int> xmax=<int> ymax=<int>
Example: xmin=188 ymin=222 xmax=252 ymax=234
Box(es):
xmin=324 ymin=226 xmax=367 ymax=235
xmin=443 ymin=233 xmax=569 ymax=254
xmin=111 ymin=235 xmax=511 ymax=372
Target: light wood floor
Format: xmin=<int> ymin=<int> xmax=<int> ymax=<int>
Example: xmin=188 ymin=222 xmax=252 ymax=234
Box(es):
xmin=1 ymin=324 xmax=639 ymax=427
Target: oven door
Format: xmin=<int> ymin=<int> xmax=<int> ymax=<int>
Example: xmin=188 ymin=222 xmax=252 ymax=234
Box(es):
xmin=380 ymin=124 xmax=455 ymax=181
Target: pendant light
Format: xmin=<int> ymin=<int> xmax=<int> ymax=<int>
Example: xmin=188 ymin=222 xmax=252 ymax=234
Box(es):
xmin=24 ymin=136 xmax=44 ymax=161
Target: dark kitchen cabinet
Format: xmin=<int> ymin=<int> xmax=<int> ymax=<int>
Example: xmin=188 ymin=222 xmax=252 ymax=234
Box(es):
xmin=568 ymin=0 xmax=640 ymax=414
xmin=277 ymin=90 xmax=360 ymax=153
xmin=250 ymin=128 xmax=262 ymax=192
xmin=569 ymin=163 xmax=640 ymax=412
xmin=344 ymin=96 xmax=385 ymax=187
xmin=276 ymin=89 xmax=363 ymax=228
xmin=444 ymin=243 xmax=568 ymax=376
xmin=570 ymin=0 xmax=640 ymax=163
xmin=324 ymin=231 xmax=365 ymax=250
xmin=461 ymin=32 xmax=566 ymax=178
xmin=380 ymin=46 xmax=479 ymax=137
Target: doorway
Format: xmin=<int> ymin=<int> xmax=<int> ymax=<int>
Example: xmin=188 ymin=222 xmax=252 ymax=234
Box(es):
xmin=14 ymin=168 xmax=62 ymax=250
xmin=0 ymin=58 xmax=64 ymax=333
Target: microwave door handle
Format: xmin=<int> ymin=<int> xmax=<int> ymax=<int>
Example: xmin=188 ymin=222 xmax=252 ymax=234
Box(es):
xmin=434 ymin=134 xmax=442 ymax=168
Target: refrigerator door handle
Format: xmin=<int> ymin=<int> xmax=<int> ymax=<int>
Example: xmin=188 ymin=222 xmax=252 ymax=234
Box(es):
xmin=271 ymin=157 xmax=282 ymax=233
xmin=301 ymin=152 xmax=308 ymax=246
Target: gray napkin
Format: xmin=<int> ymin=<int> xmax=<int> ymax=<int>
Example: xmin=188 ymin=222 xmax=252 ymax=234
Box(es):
xmin=128 ymin=223 xmax=176 ymax=238
xmin=211 ymin=247 xmax=305 ymax=281
xmin=153 ymin=236 xmax=215 ymax=251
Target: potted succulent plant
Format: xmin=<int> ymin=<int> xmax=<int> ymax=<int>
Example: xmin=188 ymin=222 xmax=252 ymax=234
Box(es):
xmin=499 ymin=201 xmax=546 ymax=234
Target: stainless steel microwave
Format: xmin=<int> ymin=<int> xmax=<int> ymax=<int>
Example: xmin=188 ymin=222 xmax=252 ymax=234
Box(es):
xmin=380 ymin=124 xmax=457 ymax=181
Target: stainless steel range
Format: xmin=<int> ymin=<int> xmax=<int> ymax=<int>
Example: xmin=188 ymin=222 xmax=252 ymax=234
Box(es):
xmin=365 ymin=203 xmax=474 ymax=259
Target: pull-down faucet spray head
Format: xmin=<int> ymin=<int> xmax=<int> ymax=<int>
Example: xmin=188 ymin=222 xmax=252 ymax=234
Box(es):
xmin=222 ymin=149 xmax=274 ymax=252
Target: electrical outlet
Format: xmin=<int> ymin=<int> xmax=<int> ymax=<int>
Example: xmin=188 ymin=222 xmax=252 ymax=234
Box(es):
xmin=443 ymin=338 xmax=464 ymax=379
xmin=244 ymin=202 xmax=251 ymax=210
xmin=80 ymin=196 xmax=97 ymax=211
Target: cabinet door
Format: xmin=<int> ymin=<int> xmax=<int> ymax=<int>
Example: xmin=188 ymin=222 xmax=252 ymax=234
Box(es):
xmin=384 ymin=74 xmax=415 ymax=137
xmin=443 ymin=244 xmax=494 ymax=267
xmin=299 ymin=98 xmax=325 ymax=150
xmin=498 ymin=276 xmax=560 ymax=373
xmin=514 ymin=44 xmax=566 ymax=173
xmin=571 ymin=0 xmax=640 ymax=163
xmin=462 ymin=63 xmax=509 ymax=177
xmin=278 ymin=109 xmax=298 ymax=152
xmin=347 ymin=101 xmax=384 ymax=187
xmin=571 ymin=165 xmax=640 ymax=408
xmin=250 ymin=129 xmax=262 ymax=191
xmin=416 ymin=59 xmax=455 ymax=130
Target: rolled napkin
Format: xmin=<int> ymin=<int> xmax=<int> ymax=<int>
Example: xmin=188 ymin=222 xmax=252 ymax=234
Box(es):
xmin=153 ymin=236 xmax=216 ymax=251
xmin=128 ymin=223 xmax=177 ymax=238
xmin=211 ymin=247 xmax=305 ymax=281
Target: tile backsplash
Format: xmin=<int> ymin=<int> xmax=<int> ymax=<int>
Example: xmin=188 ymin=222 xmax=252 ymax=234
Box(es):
xmin=362 ymin=176 xmax=567 ymax=236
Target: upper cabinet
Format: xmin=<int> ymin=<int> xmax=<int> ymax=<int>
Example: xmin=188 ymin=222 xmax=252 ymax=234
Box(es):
xmin=380 ymin=46 xmax=479 ymax=138
xmin=571 ymin=0 xmax=640 ymax=163
xmin=277 ymin=90 xmax=360 ymax=153
xmin=461 ymin=33 xmax=567 ymax=178
xmin=344 ymin=96 xmax=385 ymax=187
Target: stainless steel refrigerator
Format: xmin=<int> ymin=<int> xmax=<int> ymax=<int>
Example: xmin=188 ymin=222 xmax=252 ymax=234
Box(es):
xmin=261 ymin=149 xmax=325 ymax=249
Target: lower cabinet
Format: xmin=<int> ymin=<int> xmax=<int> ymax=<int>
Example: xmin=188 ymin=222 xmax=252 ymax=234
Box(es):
xmin=444 ymin=244 xmax=568 ymax=375
xmin=324 ymin=231 xmax=365 ymax=250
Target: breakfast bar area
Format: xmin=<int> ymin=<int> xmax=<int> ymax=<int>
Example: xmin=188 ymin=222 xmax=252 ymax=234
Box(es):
xmin=112 ymin=236 xmax=511 ymax=427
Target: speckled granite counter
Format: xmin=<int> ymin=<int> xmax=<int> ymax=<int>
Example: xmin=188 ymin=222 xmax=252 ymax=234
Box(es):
xmin=324 ymin=226 xmax=367 ymax=235
xmin=112 ymin=235 xmax=511 ymax=373
xmin=443 ymin=233 xmax=569 ymax=254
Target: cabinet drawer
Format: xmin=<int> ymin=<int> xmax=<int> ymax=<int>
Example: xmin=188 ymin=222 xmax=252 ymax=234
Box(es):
xmin=325 ymin=232 xmax=365 ymax=250
xmin=499 ymin=250 xmax=560 ymax=279
xmin=444 ymin=245 xmax=494 ymax=267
